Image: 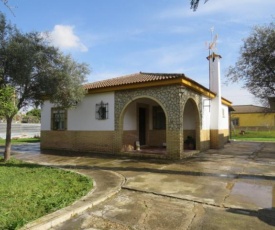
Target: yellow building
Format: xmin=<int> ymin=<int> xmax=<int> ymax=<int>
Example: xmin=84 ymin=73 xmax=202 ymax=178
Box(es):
xmin=231 ymin=105 xmax=275 ymax=130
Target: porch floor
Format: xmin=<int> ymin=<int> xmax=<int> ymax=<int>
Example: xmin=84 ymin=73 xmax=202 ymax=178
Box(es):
xmin=123 ymin=146 xmax=199 ymax=159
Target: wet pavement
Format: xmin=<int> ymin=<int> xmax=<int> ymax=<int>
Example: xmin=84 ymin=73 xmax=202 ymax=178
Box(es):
xmin=6 ymin=141 xmax=275 ymax=229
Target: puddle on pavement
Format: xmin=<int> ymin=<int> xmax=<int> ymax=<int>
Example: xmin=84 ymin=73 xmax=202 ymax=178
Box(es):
xmin=231 ymin=182 xmax=275 ymax=209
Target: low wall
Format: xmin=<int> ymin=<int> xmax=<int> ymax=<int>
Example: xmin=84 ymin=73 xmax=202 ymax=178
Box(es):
xmin=0 ymin=123 xmax=41 ymax=139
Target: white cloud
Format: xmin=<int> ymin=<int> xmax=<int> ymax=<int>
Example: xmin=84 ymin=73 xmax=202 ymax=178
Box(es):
xmin=48 ymin=25 xmax=88 ymax=52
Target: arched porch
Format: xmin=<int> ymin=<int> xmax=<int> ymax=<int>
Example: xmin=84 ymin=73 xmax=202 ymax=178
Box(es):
xmin=182 ymin=98 xmax=201 ymax=154
xmin=120 ymin=97 xmax=168 ymax=156
xmin=114 ymin=85 xmax=202 ymax=159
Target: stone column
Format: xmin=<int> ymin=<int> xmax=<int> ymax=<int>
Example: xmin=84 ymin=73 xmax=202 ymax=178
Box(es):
xmin=165 ymin=86 xmax=185 ymax=159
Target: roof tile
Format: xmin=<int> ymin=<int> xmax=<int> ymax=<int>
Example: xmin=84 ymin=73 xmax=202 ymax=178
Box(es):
xmin=232 ymin=105 xmax=274 ymax=113
xmin=83 ymin=72 xmax=186 ymax=90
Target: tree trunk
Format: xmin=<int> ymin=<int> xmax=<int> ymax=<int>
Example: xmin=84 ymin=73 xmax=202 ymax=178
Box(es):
xmin=4 ymin=116 xmax=13 ymax=161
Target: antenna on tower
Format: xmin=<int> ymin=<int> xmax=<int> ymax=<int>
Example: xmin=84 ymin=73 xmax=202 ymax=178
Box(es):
xmin=206 ymin=27 xmax=218 ymax=60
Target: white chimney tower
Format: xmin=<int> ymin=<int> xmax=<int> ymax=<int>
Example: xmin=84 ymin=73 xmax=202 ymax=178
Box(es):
xmin=207 ymin=52 xmax=223 ymax=148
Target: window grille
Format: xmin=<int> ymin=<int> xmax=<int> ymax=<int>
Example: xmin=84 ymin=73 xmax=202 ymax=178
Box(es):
xmin=51 ymin=108 xmax=67 ymax=130
xmin=96 ymin=101 xmax=108 ymax=120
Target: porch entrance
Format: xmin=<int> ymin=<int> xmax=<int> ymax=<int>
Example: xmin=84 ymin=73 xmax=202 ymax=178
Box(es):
xmin=139 ymin=107 xmax=146 ymax=145
xmin=183 ymin=99 xmax=200 ymax=151
xmin=121 ymin=97 xmax=167 ymax=155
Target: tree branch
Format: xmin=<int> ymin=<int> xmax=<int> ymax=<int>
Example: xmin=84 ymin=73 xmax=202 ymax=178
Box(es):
xmin=190 ymin=0 xmax=209 ymax=11
xmin=1 ymin=0 xmax=16 ymax=16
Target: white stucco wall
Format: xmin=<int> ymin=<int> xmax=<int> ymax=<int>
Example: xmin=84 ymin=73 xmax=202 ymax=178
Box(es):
xmin=202 ymin=97 xmax=211 ymax=130
xmin=41 ymin=101 xmax=52 ymax=131
xmin=201 ymin=97 xmax=229 ymax=130
xmin=123 ymin=102 xmax=137 ymax=130
xmin=183 ymin=100 xmax=197 ymax=129
xmin=41 ymin=92 xmax=115 ymax=131
xmin=69 ymin=92 xmax=115 ymax=130
xmin=220 ymin=104 xmax=229 ymax=129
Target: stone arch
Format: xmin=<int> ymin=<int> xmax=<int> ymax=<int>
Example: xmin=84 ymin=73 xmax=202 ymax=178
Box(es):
xmin=113 ymin=85 xmax=200 ymax=159
xmin=120 ymin=95 xmax=168 ymax=123
xmin=119 ymin=95 xmax=168 ymax=152
xmin=183 ymin=98 xmax=201 ymax=151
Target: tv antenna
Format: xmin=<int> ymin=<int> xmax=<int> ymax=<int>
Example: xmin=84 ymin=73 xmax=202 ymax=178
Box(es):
xmin=206 ymin=27 xmax=218 ymax=57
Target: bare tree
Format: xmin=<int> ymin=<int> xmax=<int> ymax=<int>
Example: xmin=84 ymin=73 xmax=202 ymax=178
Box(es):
xmin=1 ymin=0 xmax=15 ymax=16
xmin=190 ymin=0 xmax=210 ymax=11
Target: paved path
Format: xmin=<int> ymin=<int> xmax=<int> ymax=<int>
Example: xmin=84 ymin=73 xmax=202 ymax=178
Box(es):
xmin=9 ymin=141 xmax=275 ymax=230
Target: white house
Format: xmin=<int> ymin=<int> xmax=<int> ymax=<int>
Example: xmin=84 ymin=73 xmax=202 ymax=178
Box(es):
xmin=40 ymin=53 xmax=232 ymax=159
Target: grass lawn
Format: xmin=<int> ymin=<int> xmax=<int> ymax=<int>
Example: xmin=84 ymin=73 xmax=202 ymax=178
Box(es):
xmin=0 ymin=138 xmax=40 ymax=146
xmin=0 ymin=158 xmax=93 ymax=230
xmin=231 ymin=130 xmax=275 ymax=142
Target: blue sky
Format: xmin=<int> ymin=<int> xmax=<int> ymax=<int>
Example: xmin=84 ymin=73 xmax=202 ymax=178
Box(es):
xmin=2 ymin=0 xmax=275 ymax=105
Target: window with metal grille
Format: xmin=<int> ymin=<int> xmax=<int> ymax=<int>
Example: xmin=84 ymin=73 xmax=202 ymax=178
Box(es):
xmin=96 ymin=101 xmax=108 ymax=120
xmin=51 ymin=108 xmax=67 ymax=130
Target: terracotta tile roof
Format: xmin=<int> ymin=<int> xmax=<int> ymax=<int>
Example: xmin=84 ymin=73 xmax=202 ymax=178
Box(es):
xmin=83 ymin=72 xmax=189 ymax=90
xmin=83 ymin=72 xmax=232 ymax=106
xmin=232 ymin=105 xmax=274 ymax=113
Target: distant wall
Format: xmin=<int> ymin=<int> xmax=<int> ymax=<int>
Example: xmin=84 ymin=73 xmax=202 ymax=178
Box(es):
xmin=0 ymin=123 xmax=41 ymax=139
xmin=231 ymin=113 xmax=275 ymax=128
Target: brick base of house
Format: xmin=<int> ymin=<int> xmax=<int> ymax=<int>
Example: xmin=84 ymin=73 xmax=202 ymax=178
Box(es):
xmin=41 ymin=129 xmax=229 ymax=159
xmin=200 ymin=129 xmax=211 ymax=151
xmin=41 ymin=131 xmax=116 ymax=153
xmin=210 ymin=129 xmax=229 ymax=149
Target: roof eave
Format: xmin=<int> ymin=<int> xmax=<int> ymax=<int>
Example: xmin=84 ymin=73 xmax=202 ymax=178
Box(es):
xmin=86 ymin=77 xmax=218 ymax=99
xmin=85 ymin=73 xmax=232 ymax=106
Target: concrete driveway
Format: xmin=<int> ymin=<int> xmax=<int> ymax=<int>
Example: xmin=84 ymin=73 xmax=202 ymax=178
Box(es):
xmin=11 ymin=141 xmax=275 ymax=230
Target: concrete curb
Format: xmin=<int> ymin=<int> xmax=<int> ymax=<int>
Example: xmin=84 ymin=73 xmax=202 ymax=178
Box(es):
xmin=20 ymin=170 xmax=125 ymax=230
